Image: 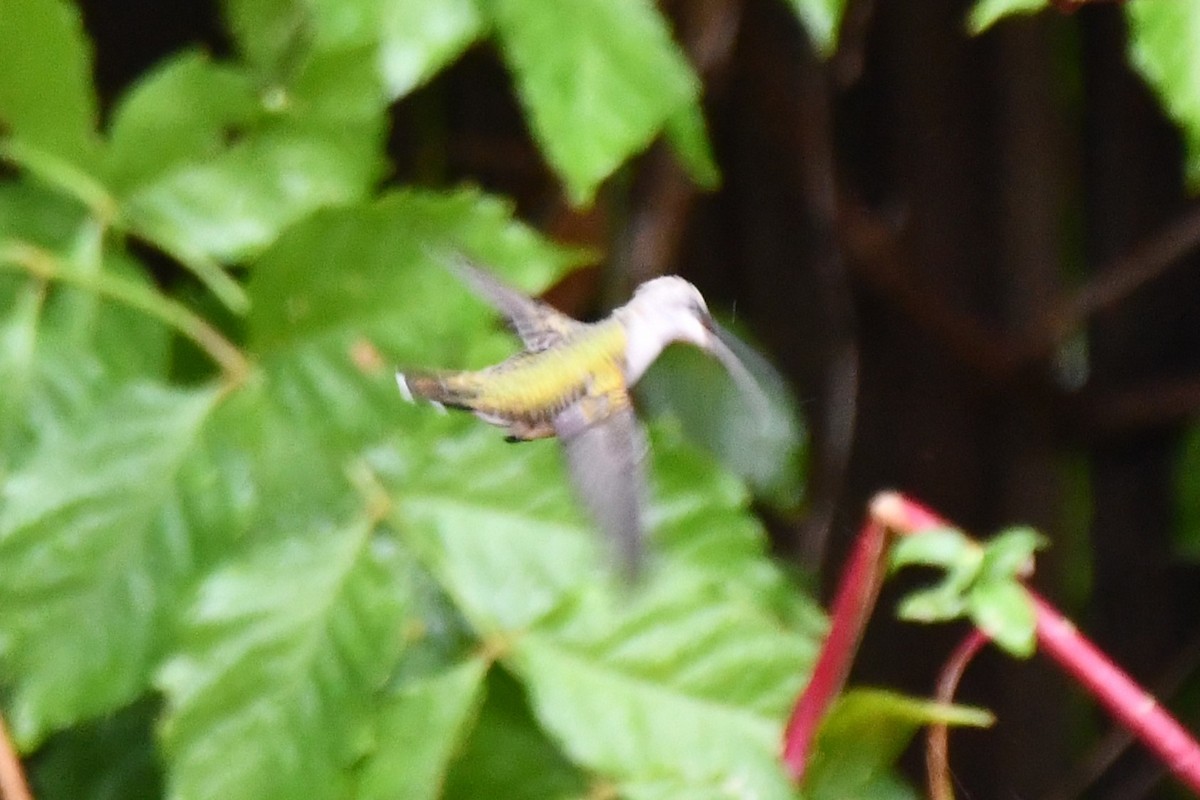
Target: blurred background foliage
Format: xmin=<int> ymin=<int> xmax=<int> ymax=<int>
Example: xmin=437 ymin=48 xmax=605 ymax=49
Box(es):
xmin=4 ymin=0 xmax=1200 ymax=798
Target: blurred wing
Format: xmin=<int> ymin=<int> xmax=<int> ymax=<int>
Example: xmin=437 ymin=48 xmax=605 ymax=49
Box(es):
xmin=556 ymin=403 xmax=648 ymax=579
xmin=708 ymin=322 xmax=772 ymax=423
xmin=446 ymin=254 xmax=582 ymax=352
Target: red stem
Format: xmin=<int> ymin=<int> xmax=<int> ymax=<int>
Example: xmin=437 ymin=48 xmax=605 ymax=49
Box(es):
xmin=869 ymin=491 xmax=1200 ymax=795
xmin=1032 ymin=593 xmax=1200 ymax=794
xmin=780 ymin=516 xmax=891 ymax=781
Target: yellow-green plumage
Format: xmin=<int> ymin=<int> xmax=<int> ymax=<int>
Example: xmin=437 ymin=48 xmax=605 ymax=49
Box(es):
xmin=402 ymin=317 xmax=628 ymax=439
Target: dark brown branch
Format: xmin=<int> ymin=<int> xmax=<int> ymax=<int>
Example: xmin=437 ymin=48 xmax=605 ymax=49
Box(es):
xmin=1014 ymin=201 xmax=1200 ymax=368
xmin=838 ymin=199 xmax=1021 ymax=383
xmin=929 ymin=630 xmax=991 ymax=800
xmin=625 ymin=0 xmax=743 ymax=288
xmin=1083 ymin=376 xmax=1200 ymax=434
xmin=840 ymin=197 xmax=1200 ymax=431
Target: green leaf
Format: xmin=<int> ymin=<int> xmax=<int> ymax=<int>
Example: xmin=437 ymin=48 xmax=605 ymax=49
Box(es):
xmin=892 ymin=526 xmax=1043 ymax=638
xmin=647 ymin=432 xmax=820 ymax=631
xmin=967 ymin=0 xmax=1048 ymax=35
xmin=392 ymin=420 xmax=817 ymax=793
xmin=356 ymin=657 xmax=489 ymax=800
xmin=486 ymin=0 xmax=702 ymax=204
xmin=104 ymin=51 xmax=260 ymax=193
xmin=222 ymin=0 xmax=310 ymax=74
xmin=1 ymin=298 xmax=170 ymax=479
xmin=308 ymin=0 xmax=484 ymax=100
xmin=390 ymin=414 xmax=818 ymax=636
xmin=0 ymin=0 xmax=100 ymax=165
xmin=0 ymin=282 xmax=44 ymax=461
xmin=29 ymin=698 xmax=163 ymax=800
xmin=121 ymin=129 xmax=377 ymax=265
xmin=372 ymin=0 xmax=485 ymax=98
xmin=225 ymin=0 xmax=483 ymax=99
xmin=0 ymin=308 xmax=112 ymax=474
xmin=978 ymin=525 xmax=1045 ymax=581
xmin=1126 ymin=0 xmax=1200 ymax=189
xmin=386 ymin=375 xmax=820 ymax=794
xmin=968 ymin=578 xmax=1037 ymax=658
xmin=442 ymin=668 xmax=589 ymax=800
xmin=0 ymin=178 xmax=88 ymax=250
xmin=511 ymin=625 xmax=798 ymax=799
xmin=663 ymin=93 xmax=721 ymax=190
xmin=895 ymin=584 xmax=969 ymax=622
xmin=0 ymin=182 xmax=87 ymax=414
xmin=39 ymin=245 xmax=174 ymax=381
xmin=249 ymin=188 xmax=582 ymax=353
xmin=0 ymin=383 xmax=218 ymax=746
xmin=88 ymin=253 xmax=174 ymax=380
xmin=167 ymin=383 xmax=334 ymax=570
xmin=889 ymin=526 xmax=981 ymax=572
xmin=121 ymin=46 xmax=387 ymax=264
xmin=1 ymin=220 xmax=172 ymax=467
xmin=892 ymin=529 xmax=983 ymax=623
xmin=392 ymin=422 xmax=597 ymax=632
xmin=804 ymin=689 xmax=993 ymax=800
xmin=157 ymin=520 xmax=412 ymax=800
xmin=780 ymin=0 xmax=848 ymax=58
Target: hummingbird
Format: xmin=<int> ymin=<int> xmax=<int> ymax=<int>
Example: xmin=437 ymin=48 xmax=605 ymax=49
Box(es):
xmin=396 ymin=254 xmax=765 ymax=577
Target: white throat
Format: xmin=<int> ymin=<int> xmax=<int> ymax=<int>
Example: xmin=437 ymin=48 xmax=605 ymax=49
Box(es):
xmin=612 ymin=275 xmax=713 ymax=385
xmin=621 ymin=313 xmax=673 ymax=384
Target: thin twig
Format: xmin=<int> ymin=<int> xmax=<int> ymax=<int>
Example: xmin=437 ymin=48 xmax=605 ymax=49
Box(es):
xmin=1 ymin=137 xmax=248 ymax=314
xmin=1083 ymin=375 xmax=1200 ymax=433
xmin=928 ymin=630 xmax=990 ymax=800
xmin=841 ymin=197 xmax=1200 ymax=391
xmin=0 ymin=240 xmax=250 ymax=382
xmin=0 ymin=138 xmax=115 ymax=224
xmin=1016 ymin=201 xmax=1200 ymax=367
xmin=838 ymin=200 xmax=1020 ymax=383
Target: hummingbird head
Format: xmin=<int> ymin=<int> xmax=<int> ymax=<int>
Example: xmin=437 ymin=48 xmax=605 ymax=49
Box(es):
xmin=617 ymin=276 xmax=720 ymax=382
xmin=617 ymin=277 xmax=770 ymax=419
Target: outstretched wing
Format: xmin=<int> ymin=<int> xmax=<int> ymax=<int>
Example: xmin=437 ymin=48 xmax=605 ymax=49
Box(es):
xmin=445 ymin=254 xmax=582 ymax=352
xmin=555 ymin=401 xmax=648 ymax=579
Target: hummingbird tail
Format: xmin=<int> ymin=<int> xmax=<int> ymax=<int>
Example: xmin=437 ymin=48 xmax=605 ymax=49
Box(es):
xmin=396 ymin=369 xmax=476 ymax=412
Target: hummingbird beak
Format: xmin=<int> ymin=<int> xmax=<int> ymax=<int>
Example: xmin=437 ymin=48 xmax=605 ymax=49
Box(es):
xmin=701 ymin=318 xmax=771 ymax=420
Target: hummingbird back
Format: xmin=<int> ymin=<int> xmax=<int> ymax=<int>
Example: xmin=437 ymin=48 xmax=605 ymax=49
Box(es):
xmin=396 ymin=317 xmax=628 ymax=440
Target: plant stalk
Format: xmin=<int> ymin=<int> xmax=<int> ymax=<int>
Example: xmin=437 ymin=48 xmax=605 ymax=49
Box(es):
xmin=872 ymin=491 xmax=1200 ymax=796
xmin=0 ymin=240 xmax=250 ymax=382
xmin=780 ymin=514 xmax=890 ymax=781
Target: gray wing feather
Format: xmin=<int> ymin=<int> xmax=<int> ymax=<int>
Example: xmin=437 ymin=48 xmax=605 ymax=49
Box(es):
xmin=556 ymin=405 xmax=648 ymax=579
xmin=446 ymin=254 xmax=581 ymax=352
